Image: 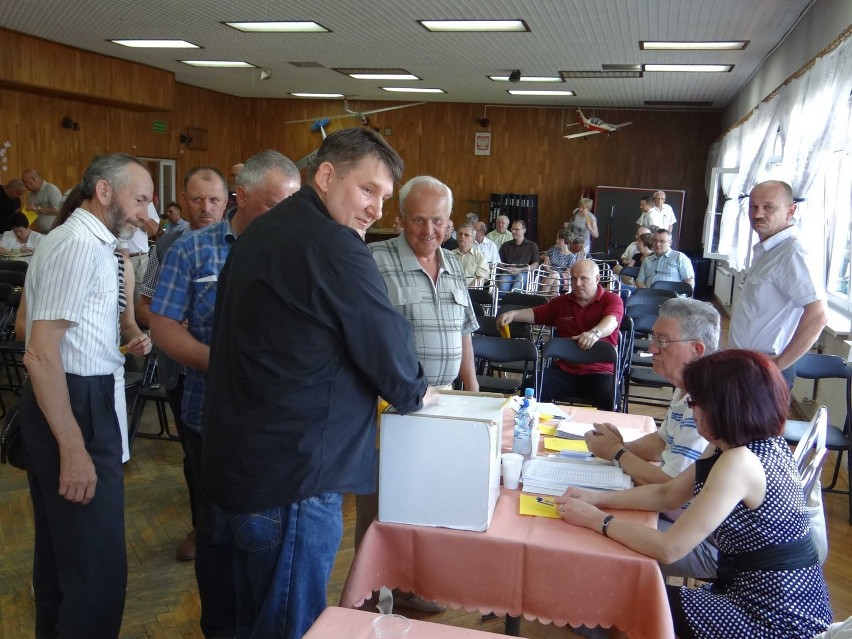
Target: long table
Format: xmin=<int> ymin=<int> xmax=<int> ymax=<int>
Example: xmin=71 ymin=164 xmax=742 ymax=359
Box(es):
xmin=340 ymin=406 xmax=673 ymax=638
xmin=305 ymin=607 xmax=531 ymax=638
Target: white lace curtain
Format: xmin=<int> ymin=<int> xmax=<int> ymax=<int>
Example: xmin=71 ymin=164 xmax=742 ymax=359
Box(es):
xmin=710 ymin=35 xmax=852 ymax=272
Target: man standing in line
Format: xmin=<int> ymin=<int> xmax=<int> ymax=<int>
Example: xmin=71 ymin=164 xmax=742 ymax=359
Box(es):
xmin=21 ymin=153 xmax=153 ymax=638
xmin=486 ymin=214 xmax=512 ymax=247
xmin=136 ymin=166 xmax=230 ymax=563
xmin=150 ymin=151 xmax=300 ymax=638
xmin=635 ymin=228 xmax=695 ymax=289
xmin=652 ymin=191 xmax=677 ymax=232
xmin=203 ymin=129 xmax=435 ymax=639
xmin=22 ymin=168 xmax=63 ymax=231
xmin=729 ymin=180 xmax=827 ymax=386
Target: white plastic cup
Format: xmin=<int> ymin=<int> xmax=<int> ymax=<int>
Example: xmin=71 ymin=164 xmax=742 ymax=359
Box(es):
xmin=374 ymin=613 xmax=411 ymax=638
xmin=502 ymin=452 xmax=524 ymax=489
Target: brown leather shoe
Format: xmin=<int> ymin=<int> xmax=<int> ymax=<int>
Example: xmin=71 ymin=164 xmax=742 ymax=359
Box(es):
xmin=176 ymin=529 xmax=196 ymax=561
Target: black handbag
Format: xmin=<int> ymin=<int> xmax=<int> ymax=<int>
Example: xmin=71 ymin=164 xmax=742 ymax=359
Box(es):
xmin=1 ymin=404 xmax=26 ymax=470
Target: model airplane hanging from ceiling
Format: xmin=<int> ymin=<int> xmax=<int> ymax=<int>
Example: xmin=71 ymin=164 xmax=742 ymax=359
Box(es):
xmin=287 ymin=98 xmax=426 ymax=169
xmin=286 ymin=97 xmax=425 ymax=127
xmin=563 ymin=108 xmax=632 ymax=140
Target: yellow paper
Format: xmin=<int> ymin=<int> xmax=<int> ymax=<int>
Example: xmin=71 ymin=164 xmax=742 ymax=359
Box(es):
xmin=538 ymin=424 xmax=557 ymax=436
xmin=22 ymin=206 xmax=38 ymax=225
xmin=499 ymin=323 xmax=511 ymax=339
xmin=519 ymin=494 xmax=561 ymax=518
xmin=543 ymin=437 xmax=589 ymax=452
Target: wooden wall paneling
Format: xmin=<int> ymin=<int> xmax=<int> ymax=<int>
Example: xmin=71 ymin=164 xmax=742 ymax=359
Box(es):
xmin=0 ymin=28 xmax=174 ymax=111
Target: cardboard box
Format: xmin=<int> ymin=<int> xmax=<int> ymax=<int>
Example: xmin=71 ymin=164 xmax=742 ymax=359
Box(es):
xmin=378 ymin=390 xmax=507 ymax=532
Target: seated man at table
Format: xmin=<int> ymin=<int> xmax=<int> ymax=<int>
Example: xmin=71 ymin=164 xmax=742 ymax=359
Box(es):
xmin=635 ymin=229 xmax=694 ymax=289
xmin=0 ymin=212 xmax=43 ymax=256
xmin=584 ymin=297 xmax=721 ymax=580
xmin=497 ymin=260 xmax=623 ymax=410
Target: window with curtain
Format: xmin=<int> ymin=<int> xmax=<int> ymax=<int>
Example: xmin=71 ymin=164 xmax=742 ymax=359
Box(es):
xmin=824 ymin=97 xmax=852 ymax=311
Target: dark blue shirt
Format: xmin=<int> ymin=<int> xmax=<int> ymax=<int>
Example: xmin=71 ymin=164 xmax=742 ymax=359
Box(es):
xmin=202 ymin=185 xmax=428 ymax=513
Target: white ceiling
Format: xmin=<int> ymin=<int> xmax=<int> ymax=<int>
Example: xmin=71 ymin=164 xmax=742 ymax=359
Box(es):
xmin=1 ymin=0 xmax=815 ymax=110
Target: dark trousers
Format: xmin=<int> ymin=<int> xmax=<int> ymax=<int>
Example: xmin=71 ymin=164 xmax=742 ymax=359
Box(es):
xmin=539 ymin=366 xmax=615 ymax=411
xmin=184 ymin=427 xmax=237 ymax=637
xmin=166 ymin=375 xmax=195 ymax=527
xmin=21 ymin=374 xmax=126 ymax=639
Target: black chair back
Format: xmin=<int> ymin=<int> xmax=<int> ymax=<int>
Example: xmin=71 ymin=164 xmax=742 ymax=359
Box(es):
xmin=0 ymin=261 xmax=28 ymax=274
xmin=0 ymin=271 xmax=25 ymax=288
xmin=541 ymin=338 xmax=619 ymax=411
xmin=650 ymin=280 xmax=694 ymax=297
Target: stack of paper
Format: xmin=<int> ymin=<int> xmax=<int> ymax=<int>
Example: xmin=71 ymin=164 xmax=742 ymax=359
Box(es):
xmin=522 ymin=457 xmax=631 ymax=495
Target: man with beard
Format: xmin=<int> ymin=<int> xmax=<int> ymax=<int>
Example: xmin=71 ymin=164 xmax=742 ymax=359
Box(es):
xmin=21 ymin=153 xmax=153 ymax=639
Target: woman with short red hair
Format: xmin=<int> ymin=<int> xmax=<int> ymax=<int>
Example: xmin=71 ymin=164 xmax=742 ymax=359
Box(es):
xmin=557 ymin=349 xmax=832 ymax=638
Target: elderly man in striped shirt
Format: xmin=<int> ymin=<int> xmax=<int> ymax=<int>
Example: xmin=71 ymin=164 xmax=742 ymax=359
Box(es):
xmin=22 ymin=153 xmax=153 ymax=639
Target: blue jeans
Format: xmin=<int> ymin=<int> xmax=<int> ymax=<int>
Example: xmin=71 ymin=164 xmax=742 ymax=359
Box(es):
xmin=184 ymin=428 xmax=236 ymax=637
xmin=229 ymin=492 xmax=344 ymax=639
xmin=498 ymin=271 xmax=528 ymax=293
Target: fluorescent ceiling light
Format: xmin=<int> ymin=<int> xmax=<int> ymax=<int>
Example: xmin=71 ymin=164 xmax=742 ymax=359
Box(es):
xmin=489 ymin=75 xmax=561 ymax=82
xmin=350 ymin=74 xmax=420 ymax=80
xmin=382 ymin=87 xmax=445 ymax=93
xmin=180 ymin=60 xmax=256 ymax=68
xmin=224 ymin=21 xmax=329 ymax=33
xmin=111 ymin=39 xmax=199 ymax=48
xmin=291 ymin=92 xmax=344 ymax=98
xmin=508 ymin=89 xmax=575 ymax=96
xmin=641 ymin=41 xmax=747 ymax=50
xmin=419 ymin=20 xmax=528 ymax=32
xmin=644 ymin=64 xmax=733 ymax=72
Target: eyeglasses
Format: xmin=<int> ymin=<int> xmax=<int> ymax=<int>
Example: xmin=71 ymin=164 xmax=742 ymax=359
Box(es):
xmin=649 ymin=333 xmax=694 ymax=349
xmin=686 ymin=398 xmax=698 ymax=409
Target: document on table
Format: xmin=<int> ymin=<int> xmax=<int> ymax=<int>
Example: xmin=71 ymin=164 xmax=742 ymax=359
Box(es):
xmin=556 ymin=422 xmax=647 ymax=443
xmin=518 ymin=494 xmax=561 ymax=519
xmin=543 ymin=437 xmax=589 ymax=453
xmin=522 ymin=457 xmax=632 ymax=495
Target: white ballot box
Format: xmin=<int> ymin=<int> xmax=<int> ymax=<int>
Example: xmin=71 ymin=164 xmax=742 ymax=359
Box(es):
xmin=378 ymin=391 xmax=507 ymax=531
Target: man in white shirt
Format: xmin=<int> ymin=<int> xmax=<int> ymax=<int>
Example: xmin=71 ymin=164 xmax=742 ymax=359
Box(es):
xmin=729 ymin=180 xmax=827 ymax=386
xmin=453 ymin=222 xmax=489 ymax=286
xmin=21 ymin=153 xmax=154 ymax=638
xmin=21 ymin=168 xmax=63 ymax=232
xmin=473 ymin=221 xmax=500 ymax=263
xmin=652 ymin=191 xmax=677 ymax=232
xmin=635 ymin=194 xmax=676 ymax=233
xmin=119 ymin=200 xmax=160 ymax=298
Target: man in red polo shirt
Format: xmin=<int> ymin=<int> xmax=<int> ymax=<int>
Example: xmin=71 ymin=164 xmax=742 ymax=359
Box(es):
xmin=497 ymin=259 xmax=623 ymax=409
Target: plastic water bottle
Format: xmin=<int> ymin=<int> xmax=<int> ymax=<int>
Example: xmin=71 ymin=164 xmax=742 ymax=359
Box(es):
xmin=523 ymin=387 xmax=537 ymax=417
xmin=513 ymin=398 xmax=532 ymax=461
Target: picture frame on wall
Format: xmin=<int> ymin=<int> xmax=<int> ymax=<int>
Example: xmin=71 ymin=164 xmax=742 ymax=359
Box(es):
xmin=474 ymin=132 xmax=491 ymax=156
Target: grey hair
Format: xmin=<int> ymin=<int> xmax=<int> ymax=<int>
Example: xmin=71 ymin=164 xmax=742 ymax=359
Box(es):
xmin=399 ymin=176 xmax=453 ymax=217
xmin=659 ymin=298 xmax=721 ymax=353
xmin=237 ymin=150 xmax=300 ymax=190
xmin=457 ymin=222 xmax=475 ymax=233
xmin=79 ymin=153 xmax=147 ymax=199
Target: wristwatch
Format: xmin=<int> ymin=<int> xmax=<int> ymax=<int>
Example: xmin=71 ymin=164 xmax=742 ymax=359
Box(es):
xmin=613 ymin=447 xmax=628 ymax=468
xmin=590 ymin=328 xmax=601 ymax=338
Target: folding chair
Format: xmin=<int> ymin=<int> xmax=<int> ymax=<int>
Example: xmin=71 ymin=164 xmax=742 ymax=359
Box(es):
xmin=472 ymin=334 xmax=539 ymax=396
xmin=783 ymin=355 xmax=852 ymax=524
xmin=128 ymin=349 xmax=180 ymax=447
xmin=540 ymin=338 xmax=620 ymax=412
xmin=650 ymin=280 xmax=694 ymax=297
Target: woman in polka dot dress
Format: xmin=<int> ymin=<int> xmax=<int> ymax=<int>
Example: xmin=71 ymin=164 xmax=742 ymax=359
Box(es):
xmin=555 ymin=349 xmax=832 ymax=638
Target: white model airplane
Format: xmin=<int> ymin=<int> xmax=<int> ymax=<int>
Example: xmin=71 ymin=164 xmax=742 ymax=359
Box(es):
xmin=293 ymin=119 xmax=330 ymax=170
xmin=564 ymin=108 xmax=632 ymax=140
xmin=287 ymin=97 xmax=424 ymax=127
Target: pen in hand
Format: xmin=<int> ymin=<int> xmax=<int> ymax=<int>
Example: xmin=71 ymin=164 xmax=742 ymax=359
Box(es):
xmin=536 ymin=497 xmax=555 ymax=506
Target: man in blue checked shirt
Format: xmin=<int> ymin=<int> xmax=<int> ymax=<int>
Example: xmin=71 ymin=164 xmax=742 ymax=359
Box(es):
xmin=149 ymin=150 xmax=300 ymax=639
xmin=635 ymin=228 xmax=695 ymax=289
xmin=584 ymin=298 xmax=720 ymax=581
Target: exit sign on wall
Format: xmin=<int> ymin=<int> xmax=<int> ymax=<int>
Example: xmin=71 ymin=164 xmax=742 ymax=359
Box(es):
xmin=152 ymin=120 xmax=167 ymax=133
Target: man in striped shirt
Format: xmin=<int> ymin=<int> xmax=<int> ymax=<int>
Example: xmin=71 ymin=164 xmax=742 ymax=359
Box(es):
xmin=21 ymin=153 xmax=153 ymax=638
xmin=584 ymin=298 xmax=721 ymax=580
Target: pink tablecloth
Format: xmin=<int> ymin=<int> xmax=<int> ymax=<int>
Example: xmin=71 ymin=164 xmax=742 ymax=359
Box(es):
xmin=341 ymin=408 xmax=672 ymax=638
xmin=305 ymin=607 xmax=529 ymax=638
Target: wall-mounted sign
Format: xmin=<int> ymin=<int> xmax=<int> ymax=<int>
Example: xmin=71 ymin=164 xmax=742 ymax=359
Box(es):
xmin=152 ymin=120 xmax=167 ymax=133
xmin=474 ymin=132 xmax=491 ymax=156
